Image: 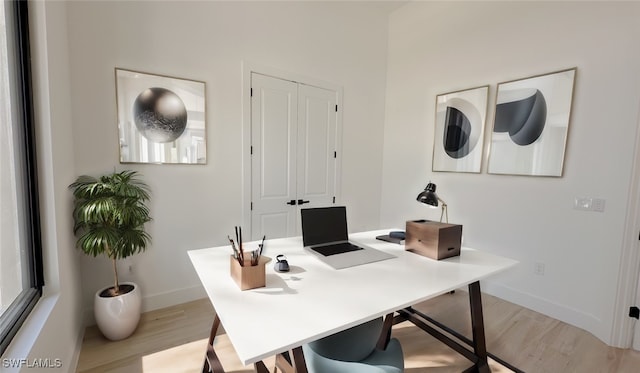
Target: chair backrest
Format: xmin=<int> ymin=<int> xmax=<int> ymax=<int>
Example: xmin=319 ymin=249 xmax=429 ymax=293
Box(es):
xmin=307 ymin=318 xmax=382 ymax=362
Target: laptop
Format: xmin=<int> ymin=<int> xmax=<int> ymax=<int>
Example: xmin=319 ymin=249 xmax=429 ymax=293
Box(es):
xmin=300 ymin=206 xmax=395 ymax=269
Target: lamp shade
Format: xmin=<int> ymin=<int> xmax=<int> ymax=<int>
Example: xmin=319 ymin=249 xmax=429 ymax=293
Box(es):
xmin=416 ymin=182 xmax=439 ymax=207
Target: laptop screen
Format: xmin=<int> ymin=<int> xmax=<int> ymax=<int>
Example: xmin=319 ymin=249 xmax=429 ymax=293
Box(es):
xmin=301 ymin=206 xmax=349 ymax=247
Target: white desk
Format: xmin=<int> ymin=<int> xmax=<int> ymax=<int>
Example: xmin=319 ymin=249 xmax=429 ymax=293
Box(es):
xmin=188 ymin=229 xmax=517 ymax=373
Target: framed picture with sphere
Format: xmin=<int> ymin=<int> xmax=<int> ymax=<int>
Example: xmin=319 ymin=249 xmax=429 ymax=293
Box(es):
xmin=487 ymin=68 xmax=576 ymax=177
xmin=432 ymin=85 xmax=489 ymax=173
xmin=115 ymin=68 xmax=206 ymax=164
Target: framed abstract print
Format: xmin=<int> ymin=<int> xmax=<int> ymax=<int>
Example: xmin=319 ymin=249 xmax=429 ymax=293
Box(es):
xmin=487 ymin=68 xmax=576 ymax=176
xmin=116 ymin=68 xmax=206 ymax=164
xmin=432 ymin=85 xmax=489 ymax=173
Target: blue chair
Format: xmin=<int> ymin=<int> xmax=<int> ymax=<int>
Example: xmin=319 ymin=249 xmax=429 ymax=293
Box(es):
xmin=302 ymin=317 xmax=404 ymax=373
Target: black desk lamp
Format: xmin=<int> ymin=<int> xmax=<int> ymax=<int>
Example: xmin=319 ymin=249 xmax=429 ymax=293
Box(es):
xmin=409 ymin=182 xmax=461 ymax=261
xmin=416 ymin=182 xmax=448 ymax=223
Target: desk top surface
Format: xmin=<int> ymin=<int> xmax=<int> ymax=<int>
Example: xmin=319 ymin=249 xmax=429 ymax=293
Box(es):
xmin=188 ymin=229 xmax=517 ymax=365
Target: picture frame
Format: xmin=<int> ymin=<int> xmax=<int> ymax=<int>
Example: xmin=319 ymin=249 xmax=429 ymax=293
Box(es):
xmin=487 ymin=68 xmax=577 ymax=177
xmin=432 ymin=85 xmax=489 ymax=173
xmin=115 ymin=68 xmax=206 ymax=164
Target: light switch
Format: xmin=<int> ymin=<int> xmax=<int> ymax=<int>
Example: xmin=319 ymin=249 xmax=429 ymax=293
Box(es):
xmin=574 ymin=197 xmax=592 ymax=211
xmin=574 ymin=197 xmax=605 ymax=212
xmin=592 ymin=198 xmax=606 ymax=212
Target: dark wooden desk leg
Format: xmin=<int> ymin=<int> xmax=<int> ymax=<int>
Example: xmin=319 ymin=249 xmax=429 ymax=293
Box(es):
xmin=377 ymin=313 xmax=395 ymax=350
xmin=202 ymin=314 xmax=225 ymax=373
xmin=291 ymin=347 xmax=308 ymax=373
xmin=468 ymin=281 xmax=490 ymax=373
xmin=254 ymin=361 xmax=270 ymax=373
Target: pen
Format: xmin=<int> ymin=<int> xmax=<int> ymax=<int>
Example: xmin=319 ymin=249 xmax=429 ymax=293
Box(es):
xmin=228 ymin=236 xmax=241 ymax=265
xmin=251 ymin=250 xmax=258 ymax=266
xmin=259 ymin=235 xmax=266 ymax=257
xmin=238 ymin=226 xmax=244 ymax=265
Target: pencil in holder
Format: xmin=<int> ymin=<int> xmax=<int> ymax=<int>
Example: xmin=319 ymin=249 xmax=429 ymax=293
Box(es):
xmin=230 ymin=255 xmax=271 ymax=290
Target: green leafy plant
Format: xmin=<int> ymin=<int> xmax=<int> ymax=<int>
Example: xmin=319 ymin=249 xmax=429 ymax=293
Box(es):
xmin=69 ymin=170 xmax=152 ymax=296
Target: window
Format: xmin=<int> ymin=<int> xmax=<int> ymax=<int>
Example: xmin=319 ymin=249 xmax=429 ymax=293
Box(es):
xmin=0 ymin=0 xmax=44 ymax=355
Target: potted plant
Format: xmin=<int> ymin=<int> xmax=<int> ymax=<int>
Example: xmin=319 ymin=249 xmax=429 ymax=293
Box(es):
xmin=69 ymin=170 xmax=152 ymax=340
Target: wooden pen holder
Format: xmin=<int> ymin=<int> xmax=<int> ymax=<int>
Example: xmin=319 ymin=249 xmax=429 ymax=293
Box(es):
xmin=230 ymin=255 xmax=271 ymax=290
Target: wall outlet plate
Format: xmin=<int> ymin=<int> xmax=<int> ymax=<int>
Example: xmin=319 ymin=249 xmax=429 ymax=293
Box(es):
xmin=574 ymin=197 xmax=605 ymax=212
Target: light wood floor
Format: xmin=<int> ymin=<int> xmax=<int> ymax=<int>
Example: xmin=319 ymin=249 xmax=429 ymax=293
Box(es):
xmin=76 ymin=291 xmax=640 ymax=373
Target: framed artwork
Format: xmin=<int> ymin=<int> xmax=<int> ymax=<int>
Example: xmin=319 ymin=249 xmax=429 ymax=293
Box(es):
xmin=432 ymin=85 xmax=489 ymax=173
xmin=115 ymin=68 xmax=206 ymax=164
xmin=487 ymin=68 xmax=576 ymax=176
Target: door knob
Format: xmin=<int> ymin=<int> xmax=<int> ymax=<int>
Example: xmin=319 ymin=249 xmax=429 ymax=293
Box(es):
xmin=297 ymin=199 xmax=310 ymax=205
xmin=286 ymin=200 xmax=296 ymax=205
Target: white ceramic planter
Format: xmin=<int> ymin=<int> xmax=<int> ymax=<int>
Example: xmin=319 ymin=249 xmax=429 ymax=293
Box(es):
xmin=94 ymin=281 xmax=141 ymax=341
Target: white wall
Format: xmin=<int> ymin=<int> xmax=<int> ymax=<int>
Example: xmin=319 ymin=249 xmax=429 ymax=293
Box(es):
xmin=2 ymin=1 xmax=83 ymax=372
xmin=381 ymin=1 xmax=640 ymax=345
xmin=65 ymin=1 xmax=393 ymax=316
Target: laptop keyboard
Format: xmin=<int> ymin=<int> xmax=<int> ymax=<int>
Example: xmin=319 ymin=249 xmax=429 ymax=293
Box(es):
xmin=312 ymin=242 xmax=364 ymax=257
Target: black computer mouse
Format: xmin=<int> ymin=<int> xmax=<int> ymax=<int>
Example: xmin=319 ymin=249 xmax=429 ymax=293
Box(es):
xmin=274 ymin=255 xmax=290 ymax=272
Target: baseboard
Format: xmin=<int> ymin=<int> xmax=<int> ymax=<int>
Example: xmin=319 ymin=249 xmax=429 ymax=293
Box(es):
xmin=83 ymin=284 xmax=207 ymax=326
xmin=68 ymin=320 xmax=85 ymax=372
xmin=481 ymin=280 xmax=610 ymax=345
xmin=141 ymin=284 xmax=208 ymax=313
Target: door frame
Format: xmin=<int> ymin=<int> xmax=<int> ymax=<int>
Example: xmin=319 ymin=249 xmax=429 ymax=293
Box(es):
xmin=611 ymin=103 xmax=640 ymax=349
xmin=241 ymin=61 xmax=344 ymax=238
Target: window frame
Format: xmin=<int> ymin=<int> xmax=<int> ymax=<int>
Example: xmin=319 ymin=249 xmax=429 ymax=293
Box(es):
xmin=0 ymin=0 xmax=44 ymax=356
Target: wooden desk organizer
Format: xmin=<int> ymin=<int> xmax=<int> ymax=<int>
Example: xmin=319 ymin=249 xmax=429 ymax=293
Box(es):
xmin=405 ymin=220 xmax=462 ymax=260
xmin=230 ymin=256 xmax=271 ymax=290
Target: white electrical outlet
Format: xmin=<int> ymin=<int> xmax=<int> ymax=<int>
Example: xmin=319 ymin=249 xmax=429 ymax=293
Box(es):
xmin=574 ymin=197 xmax=606 ymax=212
xmin=574 ymin=197 xmax=592 ymax=211
xmin=534 ymin=262 xmax=545 ymax=276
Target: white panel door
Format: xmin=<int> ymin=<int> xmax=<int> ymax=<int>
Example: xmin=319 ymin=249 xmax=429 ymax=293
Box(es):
xmin=296 ymin=84 xmax=337 ymax=214
xmin=251 ymin=74 xmax=338 ymax=240
xmin=251 ymin=74 xmax=298 ymax=240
